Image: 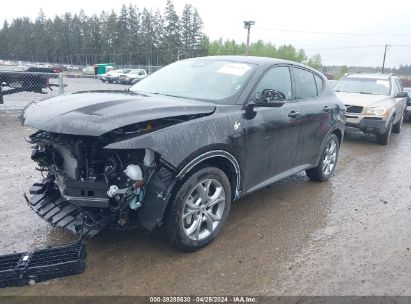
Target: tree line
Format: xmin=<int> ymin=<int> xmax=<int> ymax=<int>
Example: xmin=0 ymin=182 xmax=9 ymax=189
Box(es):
xmin=0 ymin=0 xmax=322 ymax=68
xmin=0 ymin=1 xmax=205 ymax=66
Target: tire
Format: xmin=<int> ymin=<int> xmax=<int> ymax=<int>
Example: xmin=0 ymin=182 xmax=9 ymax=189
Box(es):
xmin=306 ymin=134 xmax=340 ymax=182
xmin=164 ymin=166 xmax=232 ymax=251
xmin=392 ymin=113 xmax=404 ymax=134
xmin=376 ymin=119 xmax=393 ymax=145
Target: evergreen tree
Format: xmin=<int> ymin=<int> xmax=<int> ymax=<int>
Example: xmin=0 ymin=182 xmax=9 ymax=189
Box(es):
xmin=163 ymin=0 xmax=180 ymax=62
xmin=180 ymin=4 xmax=193 ymax=58
xmin=117 ymin=4 xmax=129 ymax=63
xmin=127 ymin=4 xmax=140 ymax=64
xmin=191 ymin=8 xmax=204 ymax=55
xmin=0 ymin=21 xmax=10 ymax=58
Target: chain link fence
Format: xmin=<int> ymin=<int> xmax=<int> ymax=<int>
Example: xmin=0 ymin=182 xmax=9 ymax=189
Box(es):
xmin=0 ymin=65 xmax=162 ymax=112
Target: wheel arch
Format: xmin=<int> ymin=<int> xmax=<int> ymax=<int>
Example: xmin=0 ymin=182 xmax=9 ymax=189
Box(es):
xmin=314 ymin=127 xmax=343 ymax=167
xmin=176 ymin=150 xmax=242 ymax=202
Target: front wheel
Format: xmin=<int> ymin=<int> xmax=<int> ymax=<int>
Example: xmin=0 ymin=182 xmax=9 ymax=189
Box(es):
xmin=306 ymin=134 xmax=340 ymax=182
xmin=164 ymin=167 xmax=231 ymax=251
xmin=376 ymin=119 xmax=393 ymax=145
xmin=392 ymin=113 xmax=404 ymax=134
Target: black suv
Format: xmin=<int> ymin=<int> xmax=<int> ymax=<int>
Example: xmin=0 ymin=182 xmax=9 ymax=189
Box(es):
xmin=22 ymin=56 xmax=345 ymax=250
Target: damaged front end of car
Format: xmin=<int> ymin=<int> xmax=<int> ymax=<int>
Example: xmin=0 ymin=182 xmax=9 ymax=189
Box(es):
xmin=25 ymin=121 xmax=180 ymax=238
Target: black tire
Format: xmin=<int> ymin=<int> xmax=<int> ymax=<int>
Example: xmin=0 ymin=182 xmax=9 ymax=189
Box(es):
xmin=164 ymin=166 xmax=231 ymax=251
xmin=392 ymin=113 xmax=404 ymax=134
xmin=306 ymin=134 xmax=340 ymax=182
xmin=376 ymin=119 xmax=393 ymax=145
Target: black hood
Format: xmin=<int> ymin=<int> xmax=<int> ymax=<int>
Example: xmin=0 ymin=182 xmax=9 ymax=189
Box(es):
xmin=22 ymin=91 xmax=216 ymax=136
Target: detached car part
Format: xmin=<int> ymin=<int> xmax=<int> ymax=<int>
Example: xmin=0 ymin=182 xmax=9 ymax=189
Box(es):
xmin=0 ymin=240 xmax=86 ymax=288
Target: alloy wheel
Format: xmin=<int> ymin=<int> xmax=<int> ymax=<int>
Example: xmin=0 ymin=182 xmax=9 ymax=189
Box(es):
xmin=181 ymin=179 xmax=226 ymax=241
xmin=322 ymin=139 xmax=338 ymax=175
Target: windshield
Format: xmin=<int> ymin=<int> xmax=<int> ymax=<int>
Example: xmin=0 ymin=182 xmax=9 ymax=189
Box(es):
xmin=130 ymin=60 xmax=256 ymax=103
xmin=334 ymin=77 xmax=390 ymax=95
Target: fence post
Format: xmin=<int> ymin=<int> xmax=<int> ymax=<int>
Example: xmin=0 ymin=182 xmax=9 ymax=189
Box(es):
xmin=0 ymin=85 xmax=3 ymax=104
xmin=58 ymin=73 xmax=64 ymax=94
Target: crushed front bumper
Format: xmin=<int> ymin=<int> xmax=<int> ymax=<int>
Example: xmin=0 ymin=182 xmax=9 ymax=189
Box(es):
xmin=26 ymin=180 xmax=115 ymax=238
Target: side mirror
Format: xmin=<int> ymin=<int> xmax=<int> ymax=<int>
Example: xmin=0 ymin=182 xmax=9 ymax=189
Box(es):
xmin=255 ymin=89 xmax=286 ymax=107
xmin=395 ymin=91 xmax=408 ymax=98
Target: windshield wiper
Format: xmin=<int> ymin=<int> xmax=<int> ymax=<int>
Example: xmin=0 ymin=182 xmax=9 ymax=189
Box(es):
xmin=358 ymin=92 xmax=374 ymax=95
xmin=151 ymin=92 xmax=185 ymax=99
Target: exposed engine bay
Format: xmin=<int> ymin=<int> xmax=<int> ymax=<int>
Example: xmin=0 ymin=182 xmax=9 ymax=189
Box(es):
xmin=26 ymin=125 xmax=178 ymax=238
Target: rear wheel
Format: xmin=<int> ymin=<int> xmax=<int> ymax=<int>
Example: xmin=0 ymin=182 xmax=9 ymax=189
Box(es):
xmin=376 ymin=119 xmax=393 ymax=145
xmin=306 ymin=134 xmax=339 ymax=182
xmin=164 ymin=167 xmax=231 ymax=251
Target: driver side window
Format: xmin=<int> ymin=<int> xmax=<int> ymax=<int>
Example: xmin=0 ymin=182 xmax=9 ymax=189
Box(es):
xmin=255 ymin=66 xmax=293 ymax=101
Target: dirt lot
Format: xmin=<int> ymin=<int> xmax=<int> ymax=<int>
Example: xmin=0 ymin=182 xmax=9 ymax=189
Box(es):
xmin=0 ymin=114 xmax=410 ymax=296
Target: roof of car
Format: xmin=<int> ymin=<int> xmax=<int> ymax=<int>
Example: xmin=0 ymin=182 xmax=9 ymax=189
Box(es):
xmin=346 ymin=73 xmax=392 ymax=80
xmin=188 ymin=56 xmax=307 ymax=69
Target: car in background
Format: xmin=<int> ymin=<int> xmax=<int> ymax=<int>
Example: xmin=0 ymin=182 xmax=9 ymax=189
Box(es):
xmin=118 ymin=69 xmax=147 ymax=84
xmin=334 ymin=73 xmax=407 ymax=145
xmin=22 ymin=56 xmax=345 ymax=250
xmin=82 ymin=66 xmax=95 ymax=75
xmin=100 ymin=69 xmax=131 ymax=83
xmin=404 ymin=87 xmax=411 ymax=121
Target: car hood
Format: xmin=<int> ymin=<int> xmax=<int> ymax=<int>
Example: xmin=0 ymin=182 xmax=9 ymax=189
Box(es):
xmin=22 ymin=91 xmax=216 ymax=136
xmin=335 ymin=92 xmax=391 ymax=107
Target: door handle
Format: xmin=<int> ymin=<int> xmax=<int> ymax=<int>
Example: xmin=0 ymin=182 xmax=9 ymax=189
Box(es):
xmin=288 ymin=111 xmax=300 ymax=118
xmin=323 ymin=106 xmax=330 ymax=112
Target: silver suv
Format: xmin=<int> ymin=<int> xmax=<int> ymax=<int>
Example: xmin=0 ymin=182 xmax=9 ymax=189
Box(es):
xmin=334 ymin=73 xmax=407 ymax=145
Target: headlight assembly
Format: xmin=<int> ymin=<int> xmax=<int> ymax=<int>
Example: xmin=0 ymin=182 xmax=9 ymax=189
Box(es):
xmin=365 ymin=107 xmax=387 ymax=117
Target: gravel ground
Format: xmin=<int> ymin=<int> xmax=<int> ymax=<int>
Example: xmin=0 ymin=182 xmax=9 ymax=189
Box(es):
xmin=0 ymin=114 xmax=410 ymax=296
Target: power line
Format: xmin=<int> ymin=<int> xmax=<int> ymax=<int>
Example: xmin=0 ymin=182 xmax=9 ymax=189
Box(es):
xmin=305 ymin=44 xmax=411 ymax=51
xmin=255 ymin=27 xmax=411 ymax=37
xmin=305 ymin=45 xmax=385 ymax=51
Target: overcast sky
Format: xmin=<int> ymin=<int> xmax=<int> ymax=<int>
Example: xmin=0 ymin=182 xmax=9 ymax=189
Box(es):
xmin=1 ymin=0 xmax=411 ymax=67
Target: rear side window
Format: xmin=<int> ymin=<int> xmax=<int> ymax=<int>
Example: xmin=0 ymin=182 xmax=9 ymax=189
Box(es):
xmin=315 ymin=75 xmax=323 ymax=94
xmin=254 ymin=66 xmax=293 ymax=101
xmin=293 ymin=68 xmax=317 ymax=99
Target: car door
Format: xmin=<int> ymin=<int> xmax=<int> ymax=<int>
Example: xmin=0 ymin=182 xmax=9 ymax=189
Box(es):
xmin=242 ymin=65 xmax=301 ymax=192
xmin=292 ymin=67 xmax=332 ymax=168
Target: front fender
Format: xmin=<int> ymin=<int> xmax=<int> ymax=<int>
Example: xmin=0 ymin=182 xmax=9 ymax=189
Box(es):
xmin=104 ymin=109 xmax=245 ymax=170
xmin=104 ymin=108 xmax=246 ymax=230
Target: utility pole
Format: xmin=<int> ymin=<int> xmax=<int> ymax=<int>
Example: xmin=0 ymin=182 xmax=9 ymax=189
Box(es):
xmin=244 ymin=21 xmax=255 ymax=56
xmin=381 ymin=45 xmax=390 ymax=73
